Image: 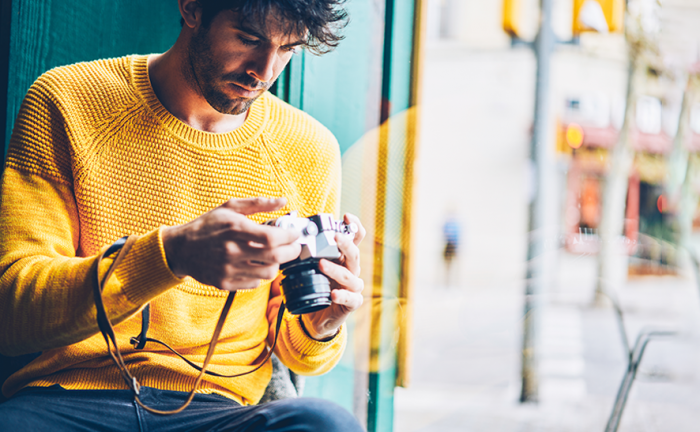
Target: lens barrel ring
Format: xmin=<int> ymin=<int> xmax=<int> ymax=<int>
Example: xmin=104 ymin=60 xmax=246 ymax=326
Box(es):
xmin=280 ymin=261 xmax=333 ymax=315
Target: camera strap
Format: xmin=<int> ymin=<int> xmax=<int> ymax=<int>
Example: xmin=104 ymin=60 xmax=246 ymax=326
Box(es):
xmin=93 ymin=236 xmax=287 ymax=415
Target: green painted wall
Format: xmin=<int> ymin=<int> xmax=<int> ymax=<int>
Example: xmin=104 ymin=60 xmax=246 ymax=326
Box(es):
xmin=2 ymin=0 xmax=181 ymax=158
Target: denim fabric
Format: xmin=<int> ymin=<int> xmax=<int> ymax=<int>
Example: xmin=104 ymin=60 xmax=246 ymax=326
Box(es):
xmin=0 ymin=385 xmax=363 ymax=432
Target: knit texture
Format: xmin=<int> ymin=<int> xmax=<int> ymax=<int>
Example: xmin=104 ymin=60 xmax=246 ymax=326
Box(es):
xmin=0 ymin=55 xmax=345 ymax=405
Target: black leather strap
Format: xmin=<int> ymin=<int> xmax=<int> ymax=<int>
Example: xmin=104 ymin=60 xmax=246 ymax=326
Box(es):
xmin=94 ymin=236 xmax=288 ymax=415
xmin=130 ymin=301 xmax=287 ymax=379
xmin=131 ymin=305 xmax=149 ymax=350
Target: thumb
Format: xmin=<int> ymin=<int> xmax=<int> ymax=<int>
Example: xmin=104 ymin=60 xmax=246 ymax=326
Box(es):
xmin=222 ymin=197 xmax=287 ymax=216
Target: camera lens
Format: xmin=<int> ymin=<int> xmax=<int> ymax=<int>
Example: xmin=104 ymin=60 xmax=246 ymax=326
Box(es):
xmin=281 ymin=262 xmax=332 ymax=315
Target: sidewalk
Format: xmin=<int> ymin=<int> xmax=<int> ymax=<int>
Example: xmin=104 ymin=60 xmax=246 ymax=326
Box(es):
xmin=394 ymin=252 xmax=700 ymax=431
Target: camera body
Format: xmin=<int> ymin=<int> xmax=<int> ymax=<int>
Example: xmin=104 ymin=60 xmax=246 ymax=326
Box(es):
xmin=264 ymin=212 xmax=357 ymax=315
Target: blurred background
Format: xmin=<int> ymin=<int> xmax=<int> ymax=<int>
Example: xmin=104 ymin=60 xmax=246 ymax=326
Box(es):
xmin=397 ymin=0 xmax=700 ymax=431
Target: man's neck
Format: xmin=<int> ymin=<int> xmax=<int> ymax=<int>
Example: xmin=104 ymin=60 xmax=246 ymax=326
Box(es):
xmin=147 ymin=47 xmax=248 ymax=134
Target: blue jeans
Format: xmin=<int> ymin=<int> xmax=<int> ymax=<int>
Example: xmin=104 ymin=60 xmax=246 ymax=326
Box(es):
xmin=0 ymin=385 xmax=363 ymax=432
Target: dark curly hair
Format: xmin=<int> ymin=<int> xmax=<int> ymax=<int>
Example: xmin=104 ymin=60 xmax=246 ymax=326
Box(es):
xmin=184 ymin=0 xmax=349 ymax=55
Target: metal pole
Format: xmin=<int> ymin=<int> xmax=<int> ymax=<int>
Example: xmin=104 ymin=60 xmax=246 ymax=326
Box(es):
xmin=520 ymin=0 xmax=555 ymax=403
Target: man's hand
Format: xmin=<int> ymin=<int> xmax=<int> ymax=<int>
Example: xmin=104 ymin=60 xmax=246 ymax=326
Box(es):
xmin=267 ymin=214 xmax=366 ymax=343
xmin=162 ymin=197 xmax=301 ymax=292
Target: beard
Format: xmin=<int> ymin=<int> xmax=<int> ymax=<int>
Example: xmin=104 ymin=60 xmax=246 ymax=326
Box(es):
xmin=184 ymin=26 xmax=271 ymax=115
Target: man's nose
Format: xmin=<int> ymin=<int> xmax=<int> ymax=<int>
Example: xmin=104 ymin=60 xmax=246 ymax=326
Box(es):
xmin=247 ymin=47 xmax=277 ymax=84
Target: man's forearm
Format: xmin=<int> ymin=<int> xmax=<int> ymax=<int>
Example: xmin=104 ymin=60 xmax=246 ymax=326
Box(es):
xmin=0 ymin=170 xmax=181 ymax=356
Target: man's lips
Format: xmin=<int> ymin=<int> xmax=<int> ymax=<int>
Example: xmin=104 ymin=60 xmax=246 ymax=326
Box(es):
xmin=228 ymin=82 xmax=262 ymax=98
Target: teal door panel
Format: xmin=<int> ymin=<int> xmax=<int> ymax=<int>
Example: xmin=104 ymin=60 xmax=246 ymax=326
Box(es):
xmin=3 ymin=0 xmax=180 ymax=157
xmin=383 ymin=0 xmax=415 ymax=119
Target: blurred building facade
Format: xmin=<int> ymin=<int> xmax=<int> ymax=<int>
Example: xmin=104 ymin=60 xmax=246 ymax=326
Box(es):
xmin=422 ymin=0 xmax=700 ymax=278
xmin=400 ymin=1 xmax=700 ymax=430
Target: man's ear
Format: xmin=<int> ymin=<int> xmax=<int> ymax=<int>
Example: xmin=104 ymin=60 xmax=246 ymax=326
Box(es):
xmin=179 ymin=0 xmax=202 ymax=29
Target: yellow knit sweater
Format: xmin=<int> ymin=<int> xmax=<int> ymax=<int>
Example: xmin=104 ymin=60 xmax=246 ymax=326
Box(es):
xmin=0 ymin=55 xmax=345 ymax=405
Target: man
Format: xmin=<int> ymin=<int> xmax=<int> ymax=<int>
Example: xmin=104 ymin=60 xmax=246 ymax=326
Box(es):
xmin=0 ymin=0 xmax=366 ymax=430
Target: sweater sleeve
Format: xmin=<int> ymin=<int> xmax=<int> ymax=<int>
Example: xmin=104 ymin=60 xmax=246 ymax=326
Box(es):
xmin=273 ymin=310 xmax=346 ymax=376
xmin=0 ymin=81 xmax=182 ymax=357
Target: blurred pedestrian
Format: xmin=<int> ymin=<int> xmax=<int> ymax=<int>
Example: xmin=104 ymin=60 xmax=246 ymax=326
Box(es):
xmin=442 ymin=213 xmax=462 ymax=287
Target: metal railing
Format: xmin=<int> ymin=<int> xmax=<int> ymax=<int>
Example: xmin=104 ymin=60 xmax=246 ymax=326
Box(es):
xmin=602 ymin=291 xmax=676 ymax=432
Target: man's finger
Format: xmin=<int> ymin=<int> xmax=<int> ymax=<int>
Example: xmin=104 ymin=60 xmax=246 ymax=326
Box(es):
xmin=334 ymin=233 xmax=360 ymax=275
xmin=222 ymin=197 xmax=287 ymax=216
xmin=330 ymin=289 xmax=363 ymax=311
xmin=225 ymin=218 xmax=300 ymax=248
xmin=240 ymin=242 xmax=301 ymax=265
xmin=318 ymin=259 xmax=364 ymax=293
xmin=220 ymin=277 xmax=262 ymax=292
xmin=343 ymin=213 xmax=366 ymax=246
xmin=228 ymin=262 xmax=280 ymax=281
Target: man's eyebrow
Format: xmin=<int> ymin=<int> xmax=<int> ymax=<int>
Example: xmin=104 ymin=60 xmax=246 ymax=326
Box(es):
xmin=236 ymin=24 xmax=269 ymax=41
xmin=282 ymin=39 xmax=306 ymax=48
xmin=235 ymin=24 xmax=306 ymax=47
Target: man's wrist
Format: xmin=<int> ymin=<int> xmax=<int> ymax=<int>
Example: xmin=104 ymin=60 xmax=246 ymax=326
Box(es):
xmin=161 ymin=225 xmax=187 ymax=278
xmin=300 ymin=315 xmax=339 ymax=342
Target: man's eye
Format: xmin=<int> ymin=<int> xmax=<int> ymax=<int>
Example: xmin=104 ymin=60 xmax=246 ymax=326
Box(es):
xmin=284 ymin=46 xmax=300 ymax=54
xmin=240 ymin=37 xmax=260 ymax=47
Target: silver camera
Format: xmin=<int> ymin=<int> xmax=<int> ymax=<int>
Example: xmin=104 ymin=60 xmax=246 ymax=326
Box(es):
xmin=264 ymin=212 xmax=358 ymax=314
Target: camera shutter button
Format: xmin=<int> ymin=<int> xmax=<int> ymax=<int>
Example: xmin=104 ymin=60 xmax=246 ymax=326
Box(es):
xmin=303 ymin=223 xmax=319 ymax=236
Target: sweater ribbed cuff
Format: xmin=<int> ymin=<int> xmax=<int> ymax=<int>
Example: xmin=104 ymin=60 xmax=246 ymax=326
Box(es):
xmin=114 ymin=227 xmax=184 ymax=305
xmin=284 ymin=310 xmax=345 ymax=357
